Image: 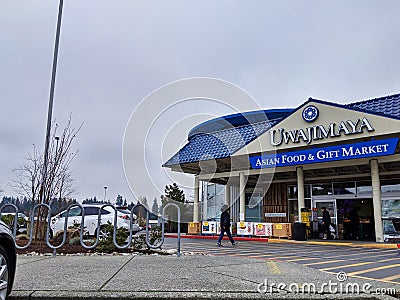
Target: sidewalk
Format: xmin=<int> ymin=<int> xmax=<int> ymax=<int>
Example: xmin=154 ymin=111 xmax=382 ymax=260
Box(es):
xmin=9 ymin=252 xmax=399 ymax=299
xmin=165 ymin=233 xmax=400 ymax=249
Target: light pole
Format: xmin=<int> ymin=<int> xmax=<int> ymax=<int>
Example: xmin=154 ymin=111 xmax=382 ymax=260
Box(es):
xmin=55 ymin=136 xmax=60 ymax=153
xmin=40 ymin=0 xmax=64 ymax=204
xmin=104 ymin=186 xmax=108 ymax=202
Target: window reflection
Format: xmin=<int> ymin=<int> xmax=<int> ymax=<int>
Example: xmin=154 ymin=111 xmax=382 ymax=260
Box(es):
xmin=333 ymin=182 xmax=356 ymax=195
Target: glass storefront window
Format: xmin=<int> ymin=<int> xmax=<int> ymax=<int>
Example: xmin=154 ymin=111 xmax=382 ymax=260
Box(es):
xmin=288 ymin=186 xmax=297 ymax=199
xmin=381 ymin=179 xmax=400 ymax=194
xmin=288 ymin=199 xmax=298 ymax=222
xmin=205 ymin=183 xmax=225 ymax=220
xmin=383 ymin=219 xmax=397 ymax=234
xmin=287 ymin=185 xmax=311 ymax=199
xmin=245 ymin=192 xmax=262 ymax=222
xmin=381 ymin=199 xmax=400 ymax=218
xmin=356 ymin=181 xmax=372 ymax=195
xmin=304 ymin=185 xmax=311 ymax=198
xmin=312 ymin=183 xmax=333 ymax=196
xmin=333 ymin=182 xmax=356 ymax=195
xmin=215 ymin=184 xmax=225 ymax=207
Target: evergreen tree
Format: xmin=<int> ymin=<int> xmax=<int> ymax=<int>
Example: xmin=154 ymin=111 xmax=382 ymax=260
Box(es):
xmin=161 ymin=183 xmax=187 ymax=232
xmin=151 ymin=197 xmax=159 ymax=215
xmin=116 ymin=195 xmax=123 ymax=206
xmin=139 ymin=196 xmax=148 ymax=208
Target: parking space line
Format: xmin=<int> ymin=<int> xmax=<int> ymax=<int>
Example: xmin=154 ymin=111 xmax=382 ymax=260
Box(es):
xmin=320 ymin=261 xmax=374 ymax=271
xmin=323 ymin=271 xmax=400 ymax=285
xmin=304 ymin=259 xmax=345 ymax=266
xmin=347 ymin=264 xmax=400 ymax=276
xmin=380 ymin=273 xmax=400 ymax=282
xmin=286 ymin=257 xmax=321 ymax=262
xmin=266 ymin=260 xmax=281 ymax=274
xmin=376 ymin=257 xmax=399 ymax=263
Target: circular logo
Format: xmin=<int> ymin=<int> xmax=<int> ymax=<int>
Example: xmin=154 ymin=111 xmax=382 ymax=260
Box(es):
xmin=302 ymin=105 xmax=319 ymax=122
xmin=336 ymin=272 xmax=348 ymax=282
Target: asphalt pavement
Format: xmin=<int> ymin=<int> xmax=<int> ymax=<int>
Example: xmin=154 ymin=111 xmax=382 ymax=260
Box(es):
xmin=8 ymin=247 xmax=400 ymax=300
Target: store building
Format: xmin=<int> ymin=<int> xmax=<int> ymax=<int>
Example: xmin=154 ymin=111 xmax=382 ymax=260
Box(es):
xmin=163 ymin=93 xmax=400 ymax=242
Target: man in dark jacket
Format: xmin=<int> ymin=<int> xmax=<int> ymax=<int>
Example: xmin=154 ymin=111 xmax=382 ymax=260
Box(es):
xmin=321 ymin=207 xmax=331 ymax=240
xmin=217 ymin=204 xmax=238 ymax=247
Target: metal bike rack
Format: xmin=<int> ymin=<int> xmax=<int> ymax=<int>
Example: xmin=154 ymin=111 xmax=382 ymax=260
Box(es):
xmin=0 ymin=204 xmax=53 ymax=250
xmin=1 ymin=202 xmax=181 ymax=257
xmin=0 ymin=204 xmax=19 ymax=237
xmin=144 ymin=203 xmax=181 ymax=257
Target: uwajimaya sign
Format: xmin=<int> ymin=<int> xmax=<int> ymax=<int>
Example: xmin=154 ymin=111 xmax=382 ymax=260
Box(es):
xmin=250 ymin=138 xmax=398 ymax=169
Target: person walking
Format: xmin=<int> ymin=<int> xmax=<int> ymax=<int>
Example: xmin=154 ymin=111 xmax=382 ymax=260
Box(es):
xmin=217 ymin=204 xmax=238 ymax=247
xmin=321 ymin=207 xmax=331 ymax=240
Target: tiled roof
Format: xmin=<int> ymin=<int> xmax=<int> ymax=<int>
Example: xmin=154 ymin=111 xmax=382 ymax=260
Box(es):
xmin=345 ymin=93 xmax=400 ymax=119
xmin=163 ymin=119 xmax=280 ymax=167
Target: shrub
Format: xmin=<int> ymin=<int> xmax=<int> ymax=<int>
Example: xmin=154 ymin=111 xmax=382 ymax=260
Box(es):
xmin=94 ymin=222 xmax=128 ymax=254
xmin=130 ymin=226 xmax=162 ymax=250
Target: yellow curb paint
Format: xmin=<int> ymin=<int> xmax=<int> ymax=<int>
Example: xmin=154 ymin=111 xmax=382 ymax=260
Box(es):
xmin=267 ymin=239 xmax=398 ymax=249
xmin=308 ymin=241 xmax=353 ymax=246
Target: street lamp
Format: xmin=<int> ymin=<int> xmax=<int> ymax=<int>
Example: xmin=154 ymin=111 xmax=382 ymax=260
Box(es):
xmin=55 ymin=136 xmax=60 ymax=153
xmin=104 ymin=186 xmax=107 ymax=202
xmin=40 ymin=0 xmax=64 ymax=204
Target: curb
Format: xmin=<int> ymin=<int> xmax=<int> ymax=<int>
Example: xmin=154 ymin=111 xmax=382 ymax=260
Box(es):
xmin=165 ymin=234 xmax=400 ymax=249
xmin=165 ymin=234 xmax=268 ymax=242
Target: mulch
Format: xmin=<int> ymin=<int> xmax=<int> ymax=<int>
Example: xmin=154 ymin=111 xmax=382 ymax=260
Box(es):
xmin=16 ymin=241 xmax=95 ymax=255
xmin=15 ymin=240 xmax=166 ymax=255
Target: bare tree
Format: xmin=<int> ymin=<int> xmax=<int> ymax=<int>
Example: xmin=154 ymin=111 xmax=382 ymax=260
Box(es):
xmin=12 ymin=144 xmax=42 ymax=205
xmin=13 ymin=115 xmax=83 ymax=239
xmin=40 ymin=115 xmax=82 ymax=204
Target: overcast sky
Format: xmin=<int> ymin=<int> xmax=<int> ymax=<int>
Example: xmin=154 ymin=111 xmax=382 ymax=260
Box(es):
xmin=1 ymin=1 xmax=400 ymax=205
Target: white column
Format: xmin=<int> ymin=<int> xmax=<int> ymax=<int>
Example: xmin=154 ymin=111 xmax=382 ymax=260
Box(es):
xmin=239 ymin=172 xmax=246 ymax=221
xmin=371 ymin=159 xmax=384 ymax=243
xmin=193 ymin=176 xmax=200 ymax=223
xmin=225 ymin=183 xmax=230 ymax=206
xmin=297 ymin=166 xmax=305 ymax=221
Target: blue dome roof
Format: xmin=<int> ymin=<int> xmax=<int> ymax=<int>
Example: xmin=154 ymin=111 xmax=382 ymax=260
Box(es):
xmin=188 ymin=108 xmax=294 ymax=140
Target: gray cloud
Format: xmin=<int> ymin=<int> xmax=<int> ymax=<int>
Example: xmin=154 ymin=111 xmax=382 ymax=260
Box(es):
xmin=1 ymin=0 xmax=400 ymax=203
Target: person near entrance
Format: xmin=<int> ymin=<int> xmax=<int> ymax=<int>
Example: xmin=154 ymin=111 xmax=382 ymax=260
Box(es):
xmin=217 ymin=204 xmax=238 ymax=247
xmin=321 ymin=207 xmax=331 ymax=240
xmin=349 ymin=207 xmax=360 ymax=240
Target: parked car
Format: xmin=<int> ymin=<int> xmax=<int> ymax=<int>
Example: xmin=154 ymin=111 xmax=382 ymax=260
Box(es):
xmin=0 ymin=213 xmax=28 ymax=234
xmin=0 ymin=220 xmax=16 ymax=299
xmin=50 ymin=205 xmax=140 ymax=238
xmin=0 ymin=213 xmax=28 ymax=222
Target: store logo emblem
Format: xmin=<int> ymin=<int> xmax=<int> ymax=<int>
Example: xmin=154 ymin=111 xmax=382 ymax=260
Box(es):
xmin=302 ymin=105 xmax=319 ymax=122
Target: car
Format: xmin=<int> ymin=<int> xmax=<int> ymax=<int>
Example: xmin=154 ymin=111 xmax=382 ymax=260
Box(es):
xmin=0 ymin=213 xmax=29 ymax=234
xmin=0 ymin=213 xmax=28 ymax=222
xmin=50 ymin=205 xmax=140 ymax=238
xmin=0 ymin=220 xmax=16 ymax=299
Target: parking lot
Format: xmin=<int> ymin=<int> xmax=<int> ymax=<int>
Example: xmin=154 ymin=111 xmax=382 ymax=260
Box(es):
xmin=162 ymin=237 xmax=400 ymax=285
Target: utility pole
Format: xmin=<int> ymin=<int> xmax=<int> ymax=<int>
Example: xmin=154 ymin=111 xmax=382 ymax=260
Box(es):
xmin=39 ymin=0 xmax=64 ymax=204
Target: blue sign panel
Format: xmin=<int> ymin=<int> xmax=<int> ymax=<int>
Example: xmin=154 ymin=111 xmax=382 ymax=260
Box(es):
xmin=250 ymin=138 xmax=398 ymax=169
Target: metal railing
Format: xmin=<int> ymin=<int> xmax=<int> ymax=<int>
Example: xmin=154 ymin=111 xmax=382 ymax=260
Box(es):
xmin=0 ymin=203 xmax=181 ymax=257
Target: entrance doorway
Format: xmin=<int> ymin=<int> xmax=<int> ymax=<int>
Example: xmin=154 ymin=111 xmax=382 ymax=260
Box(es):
xmin=313 ymin=200 xmax=337 ymax=238
xmin=336 ymin=198 xmax=374 ymax=241
xmin=313 ymin=200 xmax=337 ymax=224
